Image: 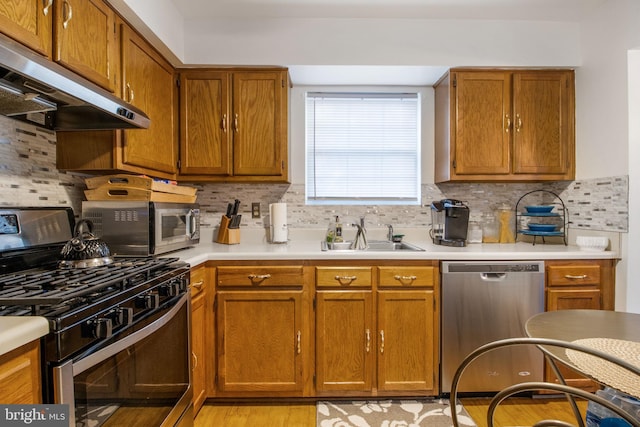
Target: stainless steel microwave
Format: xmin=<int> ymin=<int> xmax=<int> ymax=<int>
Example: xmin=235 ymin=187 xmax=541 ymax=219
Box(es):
xmin=82 ymin=201 xmax=200 ymax=256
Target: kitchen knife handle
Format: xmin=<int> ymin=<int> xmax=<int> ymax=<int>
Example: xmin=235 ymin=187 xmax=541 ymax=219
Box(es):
xmin=62 ymin=0 xmax=72 ymax=29
xmin=43 ymin=0 xmax=53 ymax=16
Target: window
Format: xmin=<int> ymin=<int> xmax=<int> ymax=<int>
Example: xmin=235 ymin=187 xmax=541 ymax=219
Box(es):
xmin=306 ymin=92 xmax=420 ymax=205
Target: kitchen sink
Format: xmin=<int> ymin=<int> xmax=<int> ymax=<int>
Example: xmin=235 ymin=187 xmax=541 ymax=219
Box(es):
xmin=321 ymin=240 xmax=425 ymax=252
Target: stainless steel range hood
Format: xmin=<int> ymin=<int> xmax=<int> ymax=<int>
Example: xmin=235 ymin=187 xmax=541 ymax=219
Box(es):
xmin=0 ymin=33 xmax=150 ymax=130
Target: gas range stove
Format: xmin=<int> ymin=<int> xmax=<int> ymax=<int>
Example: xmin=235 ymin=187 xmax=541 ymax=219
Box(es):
xmin=0 ymin=207 xmax=190 ymax=363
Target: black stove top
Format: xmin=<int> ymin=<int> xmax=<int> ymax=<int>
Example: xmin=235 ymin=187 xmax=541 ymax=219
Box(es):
xmin=0 ymin=256 xmax=185 ymax=316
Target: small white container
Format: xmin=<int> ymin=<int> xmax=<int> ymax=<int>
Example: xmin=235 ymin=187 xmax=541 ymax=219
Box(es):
xmin=576 ymin=236 xmax=609 ymax=251
xmin=467 ymin=222 xmax=483 ymax=243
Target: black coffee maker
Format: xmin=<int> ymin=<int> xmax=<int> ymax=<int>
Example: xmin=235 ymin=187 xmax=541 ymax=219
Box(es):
xmin=430 ymin=199 xmax=470 ymax=247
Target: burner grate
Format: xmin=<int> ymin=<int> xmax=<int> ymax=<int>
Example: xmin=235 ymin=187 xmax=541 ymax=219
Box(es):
xmin=0 ymin=257 xmax=181 ymax=308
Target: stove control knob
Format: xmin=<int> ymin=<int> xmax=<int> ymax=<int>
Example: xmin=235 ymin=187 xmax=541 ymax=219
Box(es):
xmin=136 ymin=292 xmax=160 ymax=309
xmin=106 ymin=307 xmax=134 ymax=327
xmin=86 ymin=318 xmax=113 ymax=339
xmin=160 ymin=281 xmax=180 ymax=297
xmin=120 ymin=307 xmax=134 ymax=326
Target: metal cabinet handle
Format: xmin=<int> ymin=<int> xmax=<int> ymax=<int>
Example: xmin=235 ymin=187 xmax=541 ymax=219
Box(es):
xmin=43 ymin=0 xmax=53 ymax=16
xmin=505 ymin=114 xmax=511 ymax=133
xmin=126 ymin=83 xmax=134 ymax=103
xmin=222 ymin=113 xmax=227 ymax=132
xmin=393 ymin=274 xmax=417 ymax=284
xmin=191 ymin=280 xmax=204 ymax=289
xmin=379 ymin=330 xmax=385 ymax=354
xmin=334 ymin=275 xmax=357 ymax=285
xmin=516 ymin=114 xmax=522 ymax=132
xmin=296 ymin=330 xmax=301 ymax=354
xmin=192 ymin=351 xmax=198 ymax=370
xmin=565 ymin=274 xmax=588 ymax=280
xmin=234 ymin=113 xmax=239 ymax=132
xmin=248 ymin=274 xmax=271 ymax=283
xmin=62 ymin=0 xmax=73 ymax=29
xmin=365 ymin=329 xmax=371 ymax=353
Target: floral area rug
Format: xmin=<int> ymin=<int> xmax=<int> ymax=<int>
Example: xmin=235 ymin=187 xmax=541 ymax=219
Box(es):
xmin=317 ymin=398 xmax=477 ymax=427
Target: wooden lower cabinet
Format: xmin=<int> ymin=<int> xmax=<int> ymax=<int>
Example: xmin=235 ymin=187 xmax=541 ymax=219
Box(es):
xmin=190 ymin=264 xmax=211 ymax=415
xmin=0 ymin=340 xmax=42 ymax=404
xmin=543 ymin=259 xmax=616 ymax=391
xmin=213 ymin=263 xmax=310 ymax=397
xmin=314 ymin=263 xmax=439 ymax=397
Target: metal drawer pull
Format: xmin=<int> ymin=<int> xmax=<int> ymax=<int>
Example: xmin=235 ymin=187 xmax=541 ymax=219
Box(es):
xmin=62 ymin=0 xmax=73 ymax=28
xmin=248 ymin=274 xmax=271 ymax=282
xmin=191 ymin=280 xmax=204 ymax=289
xmin=334 ymin=275 xmax=357 ymax=285
xmin=296 ymin=330 xmax=301 ymax=354
xmin=394 ymin=274 xmax=417 ymax=283
xmin=43 ymin=0 xmax=53 ymax=16
xmin=379 ymin=330 xmax=385 ymax=354
xmin=565 ymin=274 xmax=588 ymax=280
xmin=365 ymin=329 xmax=371 ymax=353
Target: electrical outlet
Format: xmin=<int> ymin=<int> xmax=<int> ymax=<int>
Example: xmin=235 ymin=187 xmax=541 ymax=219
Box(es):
xmin=251 ymin=202 xmax=261 ymax=218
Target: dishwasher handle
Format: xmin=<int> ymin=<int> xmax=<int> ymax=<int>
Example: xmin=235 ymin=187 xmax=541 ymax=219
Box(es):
xmin=481 ymin=272 xmax=507 ymax=281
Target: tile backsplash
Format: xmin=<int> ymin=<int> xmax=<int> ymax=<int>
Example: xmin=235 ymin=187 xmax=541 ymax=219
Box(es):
xmin=0 ymin=114 xmax=628 ymax=233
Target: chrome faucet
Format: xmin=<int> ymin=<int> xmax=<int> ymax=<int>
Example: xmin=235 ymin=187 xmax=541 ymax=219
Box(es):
xmin=350 ymin=217 xmax=368 ymax=250
xmin=387 ymin=224 xmax=394 ymax=241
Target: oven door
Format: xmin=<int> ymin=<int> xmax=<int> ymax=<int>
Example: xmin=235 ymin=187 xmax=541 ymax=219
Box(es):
xmin=52 ymin=293 xmax=193 ymax=427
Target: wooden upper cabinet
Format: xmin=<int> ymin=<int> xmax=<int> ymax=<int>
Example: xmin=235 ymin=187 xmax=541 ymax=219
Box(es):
xmin=233 ymin=71 xmax=285 ymax=176
xmin=512 ymin=71 xmax=574 ymax=175
xmin=453 ymin=71 xmax=511 ymax=175
xmin=178 ymin=69 xmax=289 ymax=182
xmin=179 ymin=71 xmax=231 ymax=175
xmin=435 ymin=68 xmax=575 ymax=182
xmin=54 ymin=0 xmax=116 ymax=91
xmin=0 ymin=0 xmax=53 ymax=57
xmin=120 ymin=24 xmax=177 ymax=175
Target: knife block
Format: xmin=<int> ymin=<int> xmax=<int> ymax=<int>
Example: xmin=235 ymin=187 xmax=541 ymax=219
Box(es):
xmin=216 ymin=215 xmax=240 ymax=245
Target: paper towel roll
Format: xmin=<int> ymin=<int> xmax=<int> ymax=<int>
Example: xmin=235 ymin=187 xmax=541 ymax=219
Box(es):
xmin=269 ymin=203 xmax=288 ymax=243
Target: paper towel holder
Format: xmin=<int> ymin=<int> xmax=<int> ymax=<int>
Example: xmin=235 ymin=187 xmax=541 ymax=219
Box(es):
xmin=269 ymin=202 xmax=288 ymax=244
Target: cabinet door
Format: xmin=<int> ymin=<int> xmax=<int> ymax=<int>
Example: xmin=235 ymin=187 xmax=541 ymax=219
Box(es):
xmin=54 ymin=0 xmax=115 ymax=91
xmin=377 ymin=290 xmax=435 ymax=392
xmin=453 ymin=71 xmax=511 ymax=175
xmin=190 ymin=265 xmax=208 ymax=414
xmin=512 ymin=71 xmax=574 ymax=177
xmin=179 ymin=71 xmax=231 ymax=175
xmin=121 ymin=25 xmax=177 ymax=175
xmin=216 ymin=291 xmax=304 ymax=393
xmin=315 ymin=291 xmax=374 ymax=392
xmin=0 ymin=341 xmax=42 ymax=404
xmin=232 ymin=71 xmax=286 ymax=176
xmin=0 ymin=0 xmax=52 ymax=57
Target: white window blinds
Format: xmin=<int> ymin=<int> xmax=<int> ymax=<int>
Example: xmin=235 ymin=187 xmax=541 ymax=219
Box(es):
xmin=306 ymin=92 xmax=420 ymax=205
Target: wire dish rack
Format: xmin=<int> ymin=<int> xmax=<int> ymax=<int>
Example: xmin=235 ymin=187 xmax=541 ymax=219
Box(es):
xmin=515 ymin=189 xmax=568 ymax=245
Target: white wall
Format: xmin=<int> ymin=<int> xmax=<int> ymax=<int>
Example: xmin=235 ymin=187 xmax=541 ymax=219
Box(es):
xmin=578 ymin=0 xmax=640 ymax=313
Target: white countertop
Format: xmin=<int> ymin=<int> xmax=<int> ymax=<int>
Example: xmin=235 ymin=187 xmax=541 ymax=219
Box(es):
xmin=0 ymin=317 xmax=49 ymax=357
xmin=174 ymin=227 xmax=620 ymax=266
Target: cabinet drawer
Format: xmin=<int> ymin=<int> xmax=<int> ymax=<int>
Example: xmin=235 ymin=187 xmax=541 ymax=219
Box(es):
xmin=547 ymin=265 xmax=601 ymax=286
xmin=316 ymin=267 xmax=372 ymax=288
xmin=378 ymin=266 xmax=436 ymax=288
xmin=190 ymin=265 xmax=206 ymax=297
xmin=217 ymin=266 xmax=304 ymax=287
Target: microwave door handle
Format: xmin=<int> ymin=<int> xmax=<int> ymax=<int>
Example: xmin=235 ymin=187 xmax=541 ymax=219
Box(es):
xmin=187 ymin=209 xmax=197 ymax=238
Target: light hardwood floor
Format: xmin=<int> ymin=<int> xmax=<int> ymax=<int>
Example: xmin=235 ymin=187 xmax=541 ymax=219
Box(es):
xmin=194 ymin=397 xmax=587 ymax=426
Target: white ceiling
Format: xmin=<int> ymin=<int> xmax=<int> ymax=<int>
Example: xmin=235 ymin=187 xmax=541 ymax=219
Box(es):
xmin=169 ymin=0 xmax=603 ymax=85
xmin=171 ymin=0 xmax=604 ymax=21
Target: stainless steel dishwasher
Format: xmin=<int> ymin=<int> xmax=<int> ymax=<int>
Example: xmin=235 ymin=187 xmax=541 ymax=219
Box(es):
xmin=441 ymin=261 xmax=545 ymax=393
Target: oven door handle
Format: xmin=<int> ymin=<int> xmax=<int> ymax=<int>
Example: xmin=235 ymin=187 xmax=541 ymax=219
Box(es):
xmin=53 ymin=293 xmax=189 ymax=426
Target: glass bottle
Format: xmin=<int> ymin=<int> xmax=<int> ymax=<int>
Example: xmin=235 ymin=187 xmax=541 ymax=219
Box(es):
xmin=497 ymin=203 xmax=516 ymax=243
xmin=482 ymin=213 xmax=499 ymax=243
